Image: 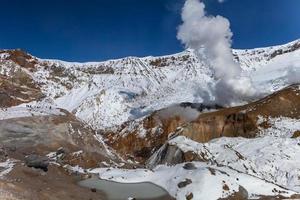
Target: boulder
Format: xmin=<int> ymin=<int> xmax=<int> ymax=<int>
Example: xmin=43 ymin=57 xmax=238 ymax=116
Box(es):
xmin=25 ymin=154 xmax=49 ymax=172
xmin=178 ymin=179 xmax=192 ymax=188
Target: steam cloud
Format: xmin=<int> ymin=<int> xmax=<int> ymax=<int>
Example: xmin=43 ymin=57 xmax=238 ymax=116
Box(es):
xmin=177 ymin=0 xmax=257 ymax=105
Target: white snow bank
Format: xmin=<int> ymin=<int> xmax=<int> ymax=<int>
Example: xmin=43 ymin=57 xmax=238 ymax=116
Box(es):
xmin=0 ymin=160 xmax=15 ymax=178
xmin=257 ymin=116 xmax=300 ymax=137
xmin=170 ymin=134 xmax=300 ymax=192
xmin=90 ymin=162 xmax=296 ymax=200
xmin=0 ymin=102 xmax=64 ymax=121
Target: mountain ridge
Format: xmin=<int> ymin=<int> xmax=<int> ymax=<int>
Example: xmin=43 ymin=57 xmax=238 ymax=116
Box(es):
xmin=2 ymin=38 xmax=300 ymax=64
xmin=1 ymin=38 xmax=300 ymax=130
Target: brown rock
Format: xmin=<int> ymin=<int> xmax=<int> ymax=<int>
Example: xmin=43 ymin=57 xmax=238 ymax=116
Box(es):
xmin=292 ymin=131 xmax=300 ymax=138
xmin=223 ymin=184 xmax=230 ymax=191
xmin=186 ymin=192 xmax=193 ymax=200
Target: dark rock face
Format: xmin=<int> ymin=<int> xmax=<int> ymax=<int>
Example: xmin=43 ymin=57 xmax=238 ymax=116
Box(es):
xmin=146 ymin=140 xmax=203 ymax=169
xmin=25 ymin=154 xmax=49 ymax=172
xmin=238 ymin=186 xmax=249 ymax=200
xmin=146 ymin=136 xmax=212 ymax=168
xmin=146 ymin=143 xmax=184 ymax=169
xmin=0 ymin=147 xmax=8 ymax=160
xmin=219 ymin=185 xmax=248 ymax=200
xmin=134 ymin=147 xmax=153 ymax=158
xmin=179 ymin=102 xmax=223 ymax=112
xmin=183 ymin=163 xmax=197 ymax=170
xmin=56 ymin=147 xmax=66 ymax=155
xmin=186 ymin=192 xmax=193 ymax=200
xmin=177 ymin=179 xmax=192 ymax=188
xmin=270 ymin=42 xmax=300 ymax=59
xmin=292 ymin=131 xmax=300 ymax=138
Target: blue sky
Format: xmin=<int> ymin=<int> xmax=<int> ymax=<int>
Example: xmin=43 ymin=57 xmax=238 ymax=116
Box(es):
xmin=0 ymin=0 xmax=300 ymax=61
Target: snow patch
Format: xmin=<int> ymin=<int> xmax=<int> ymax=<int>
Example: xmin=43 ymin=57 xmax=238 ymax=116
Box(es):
xmin=0 ymin=160 xmax=15 ymax=178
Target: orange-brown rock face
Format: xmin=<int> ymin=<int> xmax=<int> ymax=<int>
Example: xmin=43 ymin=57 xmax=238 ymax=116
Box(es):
xmin=2 ymin=49 xmax=38 ymax=70
xmin=0 ymin=50 xmax=43 ymax=107
xmin=104 ymin=115 xmax=187 ymax=164
xmin=104 ymin=84 xmax=300 ymax=163
xmin=0 ymin=74 xmax=43 ymax=107
xmin=180 ymin=84 xmax=300 ymax=143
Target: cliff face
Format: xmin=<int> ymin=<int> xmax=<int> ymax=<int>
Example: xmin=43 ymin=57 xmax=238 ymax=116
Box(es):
xmin=0 ymin=50 xmax=44 ymax=107
xmin=179 ymin=84 xmax=300 ymax=143
xmin=104 ymin=85 xmax=300 ymax=163
xmin=103 ymin=113 xmax=187 ymax=163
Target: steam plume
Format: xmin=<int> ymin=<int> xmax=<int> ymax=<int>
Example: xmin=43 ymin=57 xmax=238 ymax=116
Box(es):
xmin=177 ymin=0 xmax=257 ymax=105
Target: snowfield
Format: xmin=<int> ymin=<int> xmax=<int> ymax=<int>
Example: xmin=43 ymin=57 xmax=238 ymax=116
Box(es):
xmin=0 ymin=160 xmax=15 ymax=178
xmin=0 ymin=101 xmax=64 ymax=121
xmin=170 ymin=135 xmax=300 ymax=192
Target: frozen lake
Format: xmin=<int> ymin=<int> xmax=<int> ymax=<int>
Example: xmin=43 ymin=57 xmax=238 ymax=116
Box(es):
xmin=78 ymin=177 xmax=172 ymax=200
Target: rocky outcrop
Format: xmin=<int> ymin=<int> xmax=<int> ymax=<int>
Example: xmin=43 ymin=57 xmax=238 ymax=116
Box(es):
xmin=146 ymin=143 xmax=185 ymax=168
xmin=146 ymin=140 xmax=209 ymax=168
xmin=1 ymin=49 xmax=38 ymax=70
xmin=0 ymin=110 xmax=120 ymax=169
xmin=0 ymin=73 xmax=44 ymax=107
xmin=25 ymin=154 xmax=49 ymax=172
xmin=0 ymin=163 xmax=108 ymax=200
xmin=0 ymin=50 xmax=44 ymax=107
xmin=103 ymin=103 xmax=211 ymax=163
xmin=103 ymin=112 xmax=189 ymax=163
xmin=178 ymin=84 xmax=300 ymax=143
xmin=177 ymin=179 xmax=192 ymax=188
xmin=105 ymin=84 xmax=300 ymax=163
xmin=219 ymin=186 xmax=248 ymax=200
xmin=270 ymin=41 xmax=300 ymax=59
xmin=0 ymin=109 xmax=124 ymax=200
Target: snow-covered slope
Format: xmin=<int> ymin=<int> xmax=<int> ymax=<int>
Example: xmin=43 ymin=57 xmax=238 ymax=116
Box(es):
xmin=38 ymin=51 xmax=213 ymax=129
xmin=170 ymin=131 xmax=300 ymax=193
xmin=1 ymin=40 xmax=300 ymax=131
